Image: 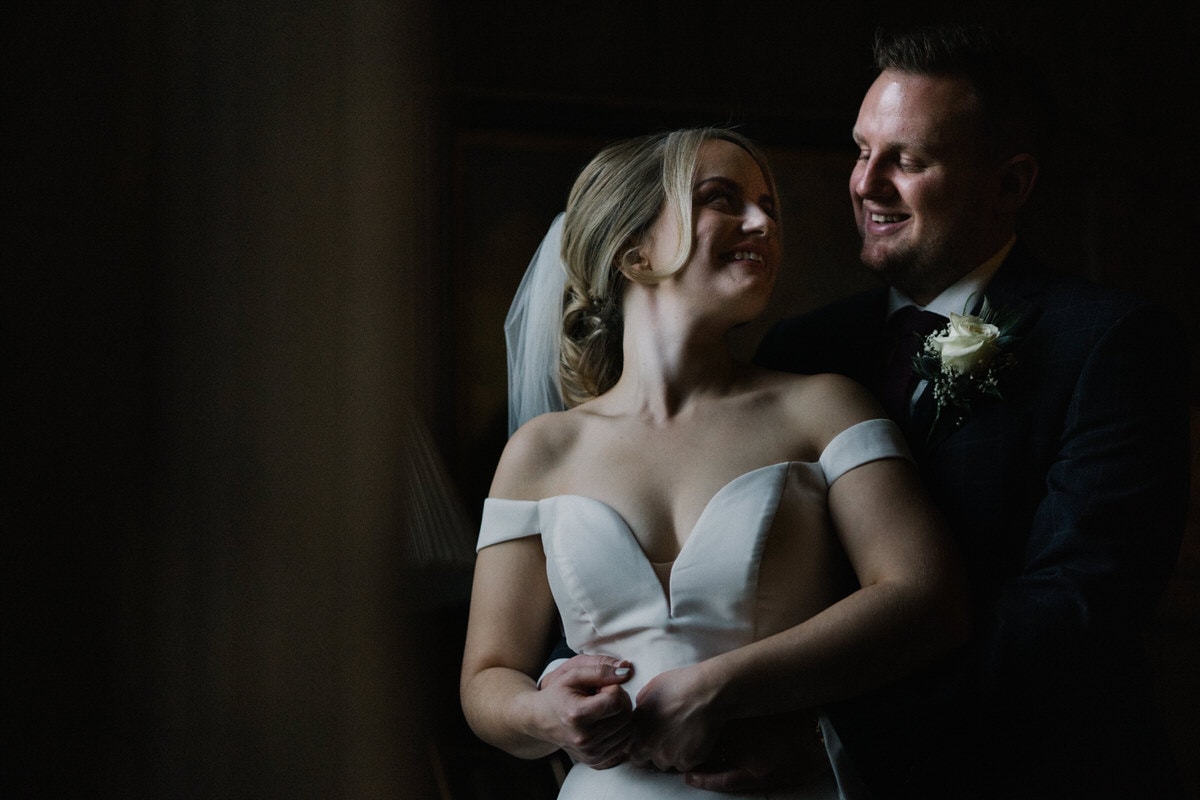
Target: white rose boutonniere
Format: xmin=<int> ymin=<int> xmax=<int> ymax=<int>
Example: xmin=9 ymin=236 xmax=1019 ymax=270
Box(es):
xmin=933 ymin=313 xmax=1002 ymax=374
xmin=912 ymin=308 xmax=1021 ymax=430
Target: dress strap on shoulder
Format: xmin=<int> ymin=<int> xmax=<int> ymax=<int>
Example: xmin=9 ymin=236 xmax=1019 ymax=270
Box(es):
xmin=476 ymin=497 xmax=540 ymax=551
xmin=819 ymin=418 xmax=912 ymax=486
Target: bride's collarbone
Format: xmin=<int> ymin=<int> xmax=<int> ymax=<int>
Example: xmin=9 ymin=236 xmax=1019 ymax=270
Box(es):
xmin=597 ymin=422 xmax=807 ymax=474
xmin=597 ymin=405 xmax=793 ymax=448
xmin=575 ymin=413 xmax=804 ymax=491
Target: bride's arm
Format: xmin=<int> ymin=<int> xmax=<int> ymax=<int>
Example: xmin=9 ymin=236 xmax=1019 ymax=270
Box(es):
xmin=459 ymin=421 xmax=635 ymax=764
xmin=630 ymin=377 xmax=970 ymax=771
xmin=631 ymin=457 xmax=967 ymax=770
xmin=706 ymin=453 xmax=969 ymax=711
xmin=460 ymin=536 xmax=566 ymax=759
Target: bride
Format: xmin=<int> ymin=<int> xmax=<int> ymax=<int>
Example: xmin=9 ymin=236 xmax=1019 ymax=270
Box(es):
xmin=460 ymin=127 xmax=968 ymax=798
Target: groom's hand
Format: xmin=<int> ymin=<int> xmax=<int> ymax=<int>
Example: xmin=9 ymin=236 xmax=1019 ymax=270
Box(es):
xmin=538 ymin=654 xmax=634 ymax=768
xmin=683 ymin=713 xmax=829 ymax=793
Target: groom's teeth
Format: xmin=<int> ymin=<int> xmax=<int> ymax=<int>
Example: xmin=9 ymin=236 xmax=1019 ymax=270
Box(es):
xmin=871 ymin=213 xmax=903 ymax=223
xmin=732 ymin=251 xmax=763 ymax=262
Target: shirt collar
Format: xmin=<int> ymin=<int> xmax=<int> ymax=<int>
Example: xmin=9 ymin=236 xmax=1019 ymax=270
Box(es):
xmin=887 ymin=236 xmax=1016 ymax=319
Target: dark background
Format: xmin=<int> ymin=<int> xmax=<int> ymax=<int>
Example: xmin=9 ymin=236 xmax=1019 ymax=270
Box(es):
xmin=9 ymin=1 xmax=1198 ymax=798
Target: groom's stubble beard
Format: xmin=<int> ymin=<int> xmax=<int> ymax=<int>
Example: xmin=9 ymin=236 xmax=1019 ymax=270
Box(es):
xmin=859 ymin=227 xmax=971 ymax=303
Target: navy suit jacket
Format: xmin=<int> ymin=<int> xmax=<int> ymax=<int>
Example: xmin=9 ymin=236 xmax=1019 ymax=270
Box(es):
xmin=755 ymin=241 xmax=1191 ymax=798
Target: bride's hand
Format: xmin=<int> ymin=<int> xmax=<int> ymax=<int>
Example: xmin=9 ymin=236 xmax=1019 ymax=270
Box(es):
xmin=537 ymin=654 xmax=635 ymax=768
xmin=627 ymin=663 xmax=724 ymax=772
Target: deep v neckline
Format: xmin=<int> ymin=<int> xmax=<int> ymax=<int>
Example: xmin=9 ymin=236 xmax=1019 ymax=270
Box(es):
xmin=549 ymin=461 xmax=798 ymax=613
xmin=554 ymin=461 xmax=796 ymax=557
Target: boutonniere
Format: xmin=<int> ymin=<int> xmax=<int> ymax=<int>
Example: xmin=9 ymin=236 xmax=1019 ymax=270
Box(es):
xmin=912 ymin=307 xmax=1022 ymax=430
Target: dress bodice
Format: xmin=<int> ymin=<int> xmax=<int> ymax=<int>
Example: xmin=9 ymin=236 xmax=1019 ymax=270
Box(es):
xmin=475 ymin=418 xmax=910 ymax=798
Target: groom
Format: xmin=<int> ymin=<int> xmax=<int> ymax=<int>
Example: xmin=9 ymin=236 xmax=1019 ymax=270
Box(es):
xmin=746 ymin=23 xmax=1190 ymax=798
xmin=539 ymin=22 xmax=1190 ymax=799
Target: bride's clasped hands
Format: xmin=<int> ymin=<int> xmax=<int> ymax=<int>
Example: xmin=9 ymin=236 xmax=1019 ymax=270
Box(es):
xmin=542 ymin=654 xmax=829 ymax=790
xmin=536 ymin=652 xmax=759 ymax=774
xmin=532 ymin=653 xmax=724 ymax=774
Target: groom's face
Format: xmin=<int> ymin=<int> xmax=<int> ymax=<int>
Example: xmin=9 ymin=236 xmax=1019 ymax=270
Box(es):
xmin=850 ymin=70 xmax=1006 ymax=304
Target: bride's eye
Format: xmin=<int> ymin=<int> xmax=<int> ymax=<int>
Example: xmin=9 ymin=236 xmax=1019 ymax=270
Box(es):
xmin=699 ymin=189 xmax=735 ymax=209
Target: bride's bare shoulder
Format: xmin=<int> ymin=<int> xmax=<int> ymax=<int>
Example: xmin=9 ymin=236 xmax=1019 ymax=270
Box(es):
xmin=758 ymin=368 xmax=887 ymax=440
xmin=755 ymin=366 xmax=868 ymax=403
xmin=489 ymin=409 xmax=585 ymax=500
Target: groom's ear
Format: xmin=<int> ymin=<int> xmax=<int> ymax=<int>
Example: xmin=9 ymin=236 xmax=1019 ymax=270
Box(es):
xmin=997 ymin=152 xmax=1039 ymax=211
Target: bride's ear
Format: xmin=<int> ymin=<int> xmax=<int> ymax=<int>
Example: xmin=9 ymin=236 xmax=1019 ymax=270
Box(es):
xmin=616 ymin=246 xmax=653 ymax=280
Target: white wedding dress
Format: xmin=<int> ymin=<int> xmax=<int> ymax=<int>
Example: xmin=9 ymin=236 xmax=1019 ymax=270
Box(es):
xmin=476 ymin=418 xmax=909 ymax=799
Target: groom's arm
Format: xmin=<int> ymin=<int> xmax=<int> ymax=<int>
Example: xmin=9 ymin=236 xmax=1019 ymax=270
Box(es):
xmin=977 ymin=302 xmax=1190 ymax=699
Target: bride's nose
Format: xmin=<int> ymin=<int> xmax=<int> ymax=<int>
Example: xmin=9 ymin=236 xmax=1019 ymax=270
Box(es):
xmin=742 ymin=202 xmax=773 ymax=236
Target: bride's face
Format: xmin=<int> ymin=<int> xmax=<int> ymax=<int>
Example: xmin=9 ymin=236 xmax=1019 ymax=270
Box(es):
xmin=640 ymin=139 xmax=781 ymax=321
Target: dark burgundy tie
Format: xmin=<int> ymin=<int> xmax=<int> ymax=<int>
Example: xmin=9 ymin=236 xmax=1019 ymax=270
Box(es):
xmin=881 ymin=306 xmax=948 ymax=421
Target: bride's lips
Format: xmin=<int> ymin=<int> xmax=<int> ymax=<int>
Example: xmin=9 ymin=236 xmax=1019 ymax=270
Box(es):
xmin=721 ymin=241 xmax=771 ymax=267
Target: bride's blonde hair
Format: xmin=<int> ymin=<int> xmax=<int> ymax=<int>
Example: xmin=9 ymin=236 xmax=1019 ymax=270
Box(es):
xmin=558 ymin=127 xmax=776 ymax=407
